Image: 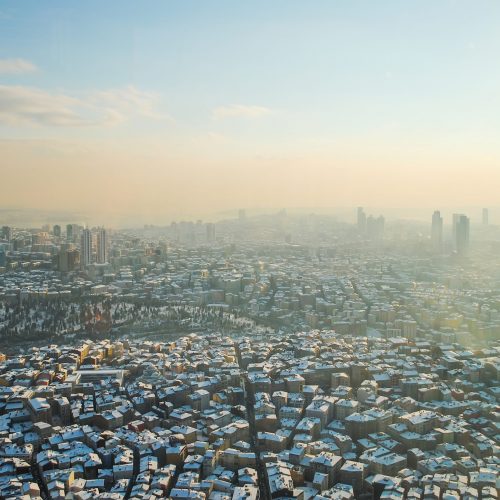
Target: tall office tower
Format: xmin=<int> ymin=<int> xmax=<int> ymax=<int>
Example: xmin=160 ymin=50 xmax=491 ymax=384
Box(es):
xmin=0 ymin=248 xmax=5 ymax=267
xmin=376 ymin=215 xmax=385 ymax=238
xmin=53 ymin=225 xmax=61 ymax=237
xmin=431 ymin=210 xmax=443 ymax=253
xmin=366 ymin=215 xmax=384 ymax=240
xmin=66 ymin=224 xmax=73 ymax=242
xmin=366 ymin=215 xmax=374 ymax=238
xmin=80 ymin=229 xmax=92 ymax=268
xmin=452 ymin=213 xmax=460 ymax=249
xmin=206 ymin=223 xmax=216 ymax=243
xmin=482 ymin=208 xmax=489 ymax=225
xmin=96 ymin=227 xmax=107 ymax=264
xmin=1 ymin=226 xmax=12 ymax=242
xmin=455 ymin=215 xmax=470 ymax=256
xmin=170 ymin=221 xmax=179 ymax=241
xmin=357 ymin=207 xmax=367 ymax=232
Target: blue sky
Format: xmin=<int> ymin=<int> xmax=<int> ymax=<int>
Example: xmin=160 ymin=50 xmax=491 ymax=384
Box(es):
xmin=1 ymin=1 xmax=500 ymax=221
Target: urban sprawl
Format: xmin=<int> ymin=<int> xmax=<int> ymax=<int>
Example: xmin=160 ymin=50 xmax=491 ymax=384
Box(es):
xmin=0 ymin=209 xmax=498 ymax=500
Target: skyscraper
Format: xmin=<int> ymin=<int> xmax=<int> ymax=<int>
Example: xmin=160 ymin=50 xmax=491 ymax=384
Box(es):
xmin=377 ymin=215 xmax=385 ymax=238
xmin=1 ymin=226 xmax=12 ymax=242
xmin=206 ymin=223 xmax=216 ymax=244
xmin=357 ymin=207 xmax=367 ymax=233
xmin=366 ymin=215 xmax=384 ymax=240
xmin=80 ymin=229 xmax=92 ymax=268
xmin=59 ymin=243 xmax=79 ymax=272
xmin=482 ymin=208 xmax=489 ymax=225
xmin=66 ymin=224 xmax=73 ymax=242
xmin=455 ymin=215 xmax=470 ymax=256
xmin=97 ymin=228 xmax=107 ymax=264
xmin=431 ymin=210 xmax=443 ymax=253
xmin=452 ymin=213 xmax=460 ymax=249
xmin=53 ymin=225 xmax=61 ymax=237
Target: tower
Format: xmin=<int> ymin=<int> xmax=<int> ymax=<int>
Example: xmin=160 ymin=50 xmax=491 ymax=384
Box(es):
xmin=452 ymin=214 xmax=460 ymax=249
xmin=1 ymin=226 xmax=12 ymax=242
xmin=431 ymin=211 xmax=443 ymax=253
xmin=206 ymin=223 xmax=216 ymax=244
xmin=482 ymin=208 xmax=489 ymax=225
xmin=357 ymin=207 xmax=366 ymax=233
xmin=97 ymin=227 xmax=107 ymax=264
xmin=455 ymin=215 xmax=470 ymax=256
xmin=366 ymin=214 xmax=384 ymax=240
xmin=80 ymin=229 xmax=92 ymax=268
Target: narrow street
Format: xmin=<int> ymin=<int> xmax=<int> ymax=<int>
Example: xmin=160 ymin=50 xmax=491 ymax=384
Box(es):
xmin=235 ymin=341 xmax=271 ymax=500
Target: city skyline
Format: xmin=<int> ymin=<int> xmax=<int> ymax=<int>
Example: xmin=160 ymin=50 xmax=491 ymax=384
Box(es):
xmin=1 ymin=204 xmax=499 ymax=499
xmin=0 ymin=205 xmax=497 ymax=230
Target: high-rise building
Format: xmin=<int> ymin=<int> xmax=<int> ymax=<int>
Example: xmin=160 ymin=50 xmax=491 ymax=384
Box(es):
xmin=97 ymin=228 xmax=107 ymax=264
xmin=378 ymin=216 xmax=385 ymax=237
xmin=455 ymin=215 xmax=470 ymax=256
xmin=59 ymin=244 xmax=79 ymax=272
xmin=80 ymin=229 xmax=92 ymax=268
xmin=482 ymin=208 xmax=489 ymax=225
xmin=32 ymin=232 xmax=49 ymax=246
xmin=1 ymin=226 xmax=12 ymax=242
xmin=357 ymin=207 xmax=367 ymax=233
xmin=13 ymin=238 xmax=27 ymax=251
xmin=452 ymin=213 xmax=460 ymax=249
xmin=431 ymin=210 xmax=443 ymax=253
xmin=53 ymin=225 xmax=61 ymax=237
xmin=66 ymin=224 xmax=73 ymax=242
xmin=366 ymin=215 xmax=384 ymax=240
xmin=206 ymin=223 xmax=216 ymax=243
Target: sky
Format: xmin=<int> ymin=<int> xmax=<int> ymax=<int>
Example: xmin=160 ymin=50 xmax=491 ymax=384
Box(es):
xmin=1 ymin=1 xmax=499 ymax=224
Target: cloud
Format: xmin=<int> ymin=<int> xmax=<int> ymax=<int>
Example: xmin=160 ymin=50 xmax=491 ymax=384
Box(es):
xmin=213 ymin=104 xmax=272 ymax=119
xmin=91 ymin=85 xmax=169 ymax=121
xmin=0 ymin=84 xmax=166 ymax=127
xmin=0 ymin=85 xmax=97 ymax=127
xmin=0 ymin=58 xmax=37 ymax=75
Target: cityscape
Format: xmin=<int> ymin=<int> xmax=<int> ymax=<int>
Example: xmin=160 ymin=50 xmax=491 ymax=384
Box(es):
xmin=1 ymin=1 xmax=500 ymax=499
xmin=0 ymin=209 xmax=498 ymax=499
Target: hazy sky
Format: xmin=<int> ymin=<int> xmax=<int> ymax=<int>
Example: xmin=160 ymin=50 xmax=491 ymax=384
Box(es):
xmin=1 ymin=1 xmax=499 ymax=223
